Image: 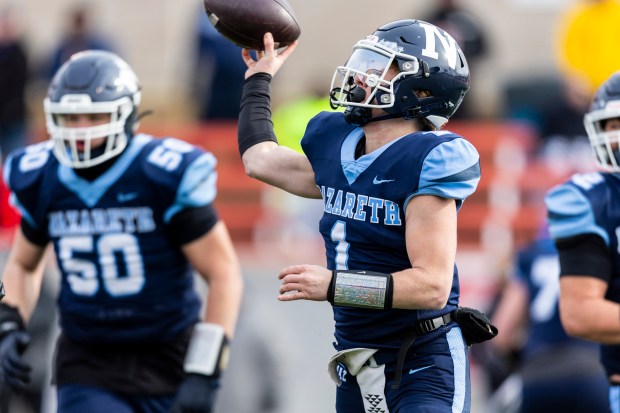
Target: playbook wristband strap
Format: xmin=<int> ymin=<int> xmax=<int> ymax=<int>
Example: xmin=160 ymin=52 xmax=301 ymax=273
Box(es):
xmin=184 ymin=323 xmax=230 ymax=378
xmin=238 ymin=72 xmax=278 ymax=156
xmin=327 ymin=270 xmax=394 ymax=310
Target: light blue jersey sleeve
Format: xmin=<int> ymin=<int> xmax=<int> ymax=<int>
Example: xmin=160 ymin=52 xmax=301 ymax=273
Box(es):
xmin=544 ymin=181 xmax=609 ymax=245
xmin=163 ymin=152 xmax=218 ymax=224
xmin=414 ymin=138 xmax=480 ymax=209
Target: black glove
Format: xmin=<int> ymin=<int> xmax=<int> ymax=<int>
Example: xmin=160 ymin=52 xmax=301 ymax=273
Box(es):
xmin=169 ymin=373 xmax=220 ymax=413
xmin=0 ymin=330 xmax=31 ymax=390
xmin=452 ymin=306 xmax=498 ymax=345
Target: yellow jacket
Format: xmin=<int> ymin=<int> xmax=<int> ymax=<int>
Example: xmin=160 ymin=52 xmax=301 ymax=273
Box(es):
xmin=557 ymin=0 xmax=620 ymax=92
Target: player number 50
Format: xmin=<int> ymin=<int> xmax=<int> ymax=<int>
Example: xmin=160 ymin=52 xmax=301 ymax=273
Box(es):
xmin=147 ymin=138 xmax=193 ymax=171
xmin=58 ymin=234 xmax=145 ymax=297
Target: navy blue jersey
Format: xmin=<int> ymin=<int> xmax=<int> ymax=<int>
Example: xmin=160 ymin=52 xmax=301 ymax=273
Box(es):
xmin=513 ymin=237 xmax=597 ymax=359
xmin=546 ymin=171 xmax=620 ymax=376
xmin=3 ymin=134 xmax=218 ymax=344
xmin=301 ymin=112 xmax=480 ymax=350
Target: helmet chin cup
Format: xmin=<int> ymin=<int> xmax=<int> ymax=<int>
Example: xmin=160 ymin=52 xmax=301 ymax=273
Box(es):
xmin=344 ymin=106 xmax=373 ymax=126
xmin=348 ymin=86 xmax=367 ymax=103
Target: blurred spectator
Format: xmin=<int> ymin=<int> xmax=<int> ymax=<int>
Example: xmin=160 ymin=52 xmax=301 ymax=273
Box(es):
xmin=487 ymin=227 xmax=609 ymax=413
xmin=538 ymin=75 xmax=590 ymax=144
xmin=556 ymin=0 xmax=620 ymax=94
xmin=192 ymin=13 xmax=246 ymax=121
xmin=0 ymin=6 xmax=28 ymax=160
xmin=538 ymin=74 xmax=594 ymax=176
xmin=423 ymin=0 xmax=489 ymax=118
xmin=501 ymin=73 xmax=594 ymax=175
xmin=46 ymin=4 xmax=115 ymax=79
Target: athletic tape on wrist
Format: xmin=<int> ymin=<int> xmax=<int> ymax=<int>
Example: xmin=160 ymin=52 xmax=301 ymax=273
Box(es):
xmin=184 ymin=323 xmax=230 ymax=377
xmin=327 ymin=270 xmax=393 ymax=310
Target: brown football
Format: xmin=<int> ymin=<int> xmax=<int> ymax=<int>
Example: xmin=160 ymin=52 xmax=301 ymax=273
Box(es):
xmin=203 ymin=0 xmax=301 ymax=50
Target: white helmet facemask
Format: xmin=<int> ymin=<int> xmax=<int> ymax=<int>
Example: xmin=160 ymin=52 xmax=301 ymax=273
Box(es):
xmin=584 ymin=101 xmax=620 ymax=172
xmin=329 ymin=39 xmax=419 ymax=111
xmin=44 ymin=93 xmax=139 ymax=169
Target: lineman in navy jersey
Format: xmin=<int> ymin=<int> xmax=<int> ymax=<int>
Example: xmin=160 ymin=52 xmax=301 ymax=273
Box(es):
xmin=545 ymin=71 xmax=620 ymax=413
xmin=0 ymin=51 xmax=243 ymax=413
xmin=237 ymin=20 xmax=480 ymax=412
xmin=491 ymin=230 xmax=608 ymax=413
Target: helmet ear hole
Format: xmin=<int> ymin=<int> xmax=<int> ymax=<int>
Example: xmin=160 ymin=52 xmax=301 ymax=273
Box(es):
xmin=414 ymin=90 xmax=432 ymax=99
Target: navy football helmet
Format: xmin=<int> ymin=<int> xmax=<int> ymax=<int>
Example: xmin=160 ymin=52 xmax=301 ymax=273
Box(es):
xmin=44 ymin=50 xmax=141 ymax=168
xmin=329 ymin=19 xmax=470 ymax=128
xmin=584 ymin=71 xmax=620 ymax=172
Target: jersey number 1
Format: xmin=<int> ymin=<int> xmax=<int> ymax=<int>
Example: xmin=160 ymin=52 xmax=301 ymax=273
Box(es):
xmin=331 ymin=221 xmax=350 ymax=270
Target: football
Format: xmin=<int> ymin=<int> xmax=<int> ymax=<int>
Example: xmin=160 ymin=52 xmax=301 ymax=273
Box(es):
xmin=203 ymin=0 xmax=301 ymax=50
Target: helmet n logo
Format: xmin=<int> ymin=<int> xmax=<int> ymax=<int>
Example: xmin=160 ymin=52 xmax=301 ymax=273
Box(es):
xmin=419 ymin=22 xmax=458 ymax=70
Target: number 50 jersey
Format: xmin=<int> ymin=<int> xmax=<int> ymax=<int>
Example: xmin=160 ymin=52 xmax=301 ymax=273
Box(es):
xmin=3 ymin=134 xmax=218 ymax=344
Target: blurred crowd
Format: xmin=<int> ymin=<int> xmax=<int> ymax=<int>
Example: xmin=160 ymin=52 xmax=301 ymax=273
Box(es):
xmin=1 ymin=1 xmax=620 ymax=412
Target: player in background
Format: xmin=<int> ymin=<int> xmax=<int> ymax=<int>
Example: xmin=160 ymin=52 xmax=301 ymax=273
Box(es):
xmin=545 ymin=71 xmax=620 ymax=412
xmin=490 ymin=226 xmax=608 ymax=413
xmin=0 ymin=50 xmax=243 ymax=413
xmin=237 ymin=20 xmax=482 ymax=412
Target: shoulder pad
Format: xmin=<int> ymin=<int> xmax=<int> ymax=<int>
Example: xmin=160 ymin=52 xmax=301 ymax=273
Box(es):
xmin=417 ymin=137 xmax=480 ymax=206
xmin=3 ymin=142 xmax=56 ymax=229
xmin=301 ymin=112 xmax=352 ymax=152
xmin=569 ymin=172 xmax=605 ymax=192
xmin=141 ymin=137 xmax=207 ymax=184
xmin=545 ymin=178 xmax=609 ymax=245
xmin=138 ymin=137 xmax=217 ymax=223
xmin=4 ymin=141 xmax=56 ymax=194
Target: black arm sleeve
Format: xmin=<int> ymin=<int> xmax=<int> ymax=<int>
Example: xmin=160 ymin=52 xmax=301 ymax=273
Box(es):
xmin=237 ymin=72 xmax=278 ymax=156
xmin=554 ymin=233 xmax=613 ymax=282
xmin=20 ymin=219 xmax=49 ymax=246
xmin=166 ymin=204 xmax=219 ymax=246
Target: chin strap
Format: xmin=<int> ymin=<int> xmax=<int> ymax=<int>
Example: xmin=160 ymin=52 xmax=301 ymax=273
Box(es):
xmin=344 ymin=107 xmax=410 ymax=126
xmin=364 ymin=112 xmax=404 ymax=124
xmin=343 ymin=106 xmax=372 ymax=125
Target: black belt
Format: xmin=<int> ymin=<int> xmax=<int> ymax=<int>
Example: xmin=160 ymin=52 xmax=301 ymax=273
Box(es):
xmin=391 ymin=313 xmax=453 ymax=390
xmin=414 ymin=313 xmax=453 ymax=335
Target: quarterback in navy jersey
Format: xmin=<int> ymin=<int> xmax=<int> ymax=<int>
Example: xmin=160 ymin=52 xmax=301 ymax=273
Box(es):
xmin=491 ymin=230 xmax=608 ymax=413
xmin=545 ymin=71 xmax=620 ymax=412
xmin=237 ymin=20 xmax=480 ymax=412
xmin=0 ymin=51 xmax=243 ymax=413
